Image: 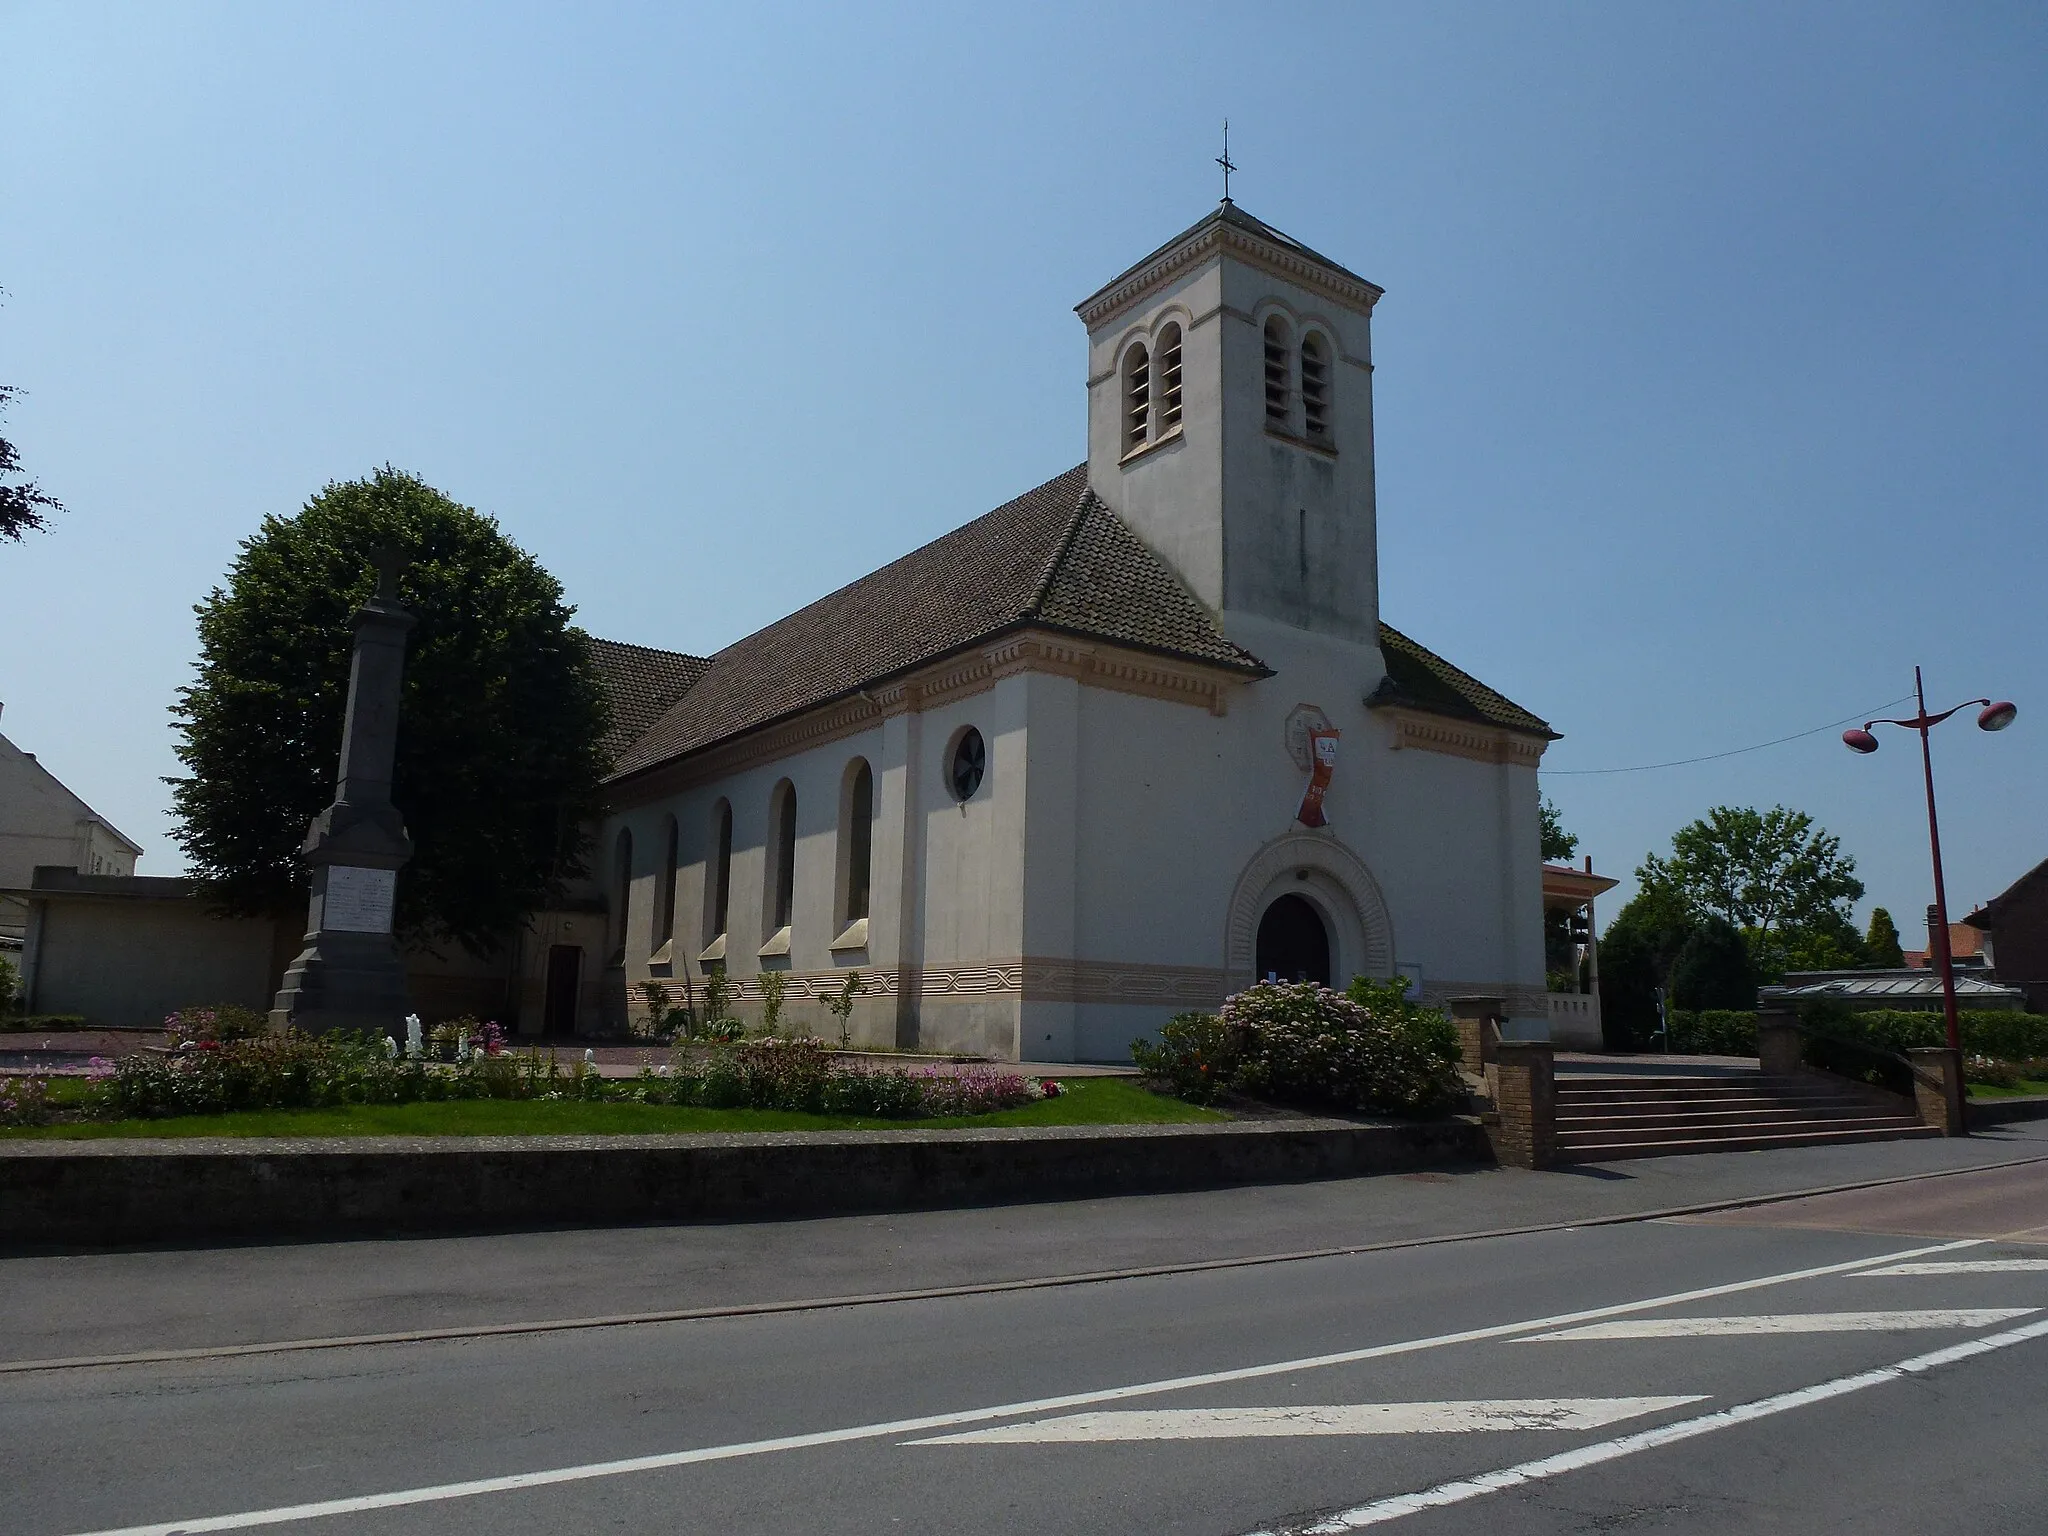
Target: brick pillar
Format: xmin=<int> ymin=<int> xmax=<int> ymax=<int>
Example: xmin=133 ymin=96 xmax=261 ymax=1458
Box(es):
xmin=1909 ymin=1046 xmax=1967 ymax=1136
xmin=1490 ymin=1041 xmax=1557 ymax=1169
xmin=1756 ymin=1005 xmax=1802 ymax=1077
xmin=1450 ymin=996 xmax=1505 ymax=1077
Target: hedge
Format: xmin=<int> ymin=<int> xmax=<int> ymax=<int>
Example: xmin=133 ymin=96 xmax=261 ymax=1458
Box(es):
xmin=1662 ymin=1008 xmax=2048 ymax=1063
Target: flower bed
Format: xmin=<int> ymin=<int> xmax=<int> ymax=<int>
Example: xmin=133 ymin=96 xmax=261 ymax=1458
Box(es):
xmin=0 ymin=1014 xmax=1062 ymax=1129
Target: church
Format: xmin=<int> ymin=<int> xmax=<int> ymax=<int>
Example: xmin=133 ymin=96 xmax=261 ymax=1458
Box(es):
xmin=586 ymin=202 xmax=1558 ymax=1062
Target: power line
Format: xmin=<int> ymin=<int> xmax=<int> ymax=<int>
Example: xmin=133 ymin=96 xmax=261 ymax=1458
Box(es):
xmin=1543 ymin=696 xmax=1916 ymax=777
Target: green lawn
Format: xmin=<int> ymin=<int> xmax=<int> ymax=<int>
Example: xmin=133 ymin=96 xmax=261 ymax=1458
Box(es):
xmin=1 ymin=1076 xmax=1224 ymax=1140
xmin=1967 ymin=1078 xmax=2048 ymax=1100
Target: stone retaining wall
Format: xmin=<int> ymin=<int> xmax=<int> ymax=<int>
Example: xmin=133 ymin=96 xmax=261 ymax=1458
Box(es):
xmin=0 ymin=1118 xmax=1488 ymax=1247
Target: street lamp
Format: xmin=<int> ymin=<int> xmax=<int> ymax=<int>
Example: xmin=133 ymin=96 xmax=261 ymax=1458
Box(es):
xmin=1843 ymin=667 xmax=2018 ymax=1054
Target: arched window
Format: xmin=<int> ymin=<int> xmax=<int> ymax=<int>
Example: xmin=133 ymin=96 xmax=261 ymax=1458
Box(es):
xmin=611 ymin=827 xmax=633 ymax=961
xmin=654 ymin=814 xmax=679 ymax=955
xmin=1156 ymin=323 xmax=1184 ymax=435
xmin=766 ymin=780 xmax=796 ymax=937
xmin=704 ymin=799 xmax=732 ymax=946
xmin=1300 ymin=332 xmax=1331 ymax=442
xmin=1121 ymin=342 xmax=1150 ymax=452
xmin=839 ymin=759 xmax=873 ymax=927
xmin=1262 ymin=317 xmax=1292 ymax=428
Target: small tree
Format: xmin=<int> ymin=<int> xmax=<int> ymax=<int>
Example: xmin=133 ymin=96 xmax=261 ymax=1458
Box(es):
xmin=1668 ymin=917 xmax=1757 ymax=1011
xmin=821 ymin=971 xmax=864 ymax=1048
xmin=1864 ymin=907 xmax=1907 ymax=969
xmin=757 ymin=969 xmax=788 ymax=1035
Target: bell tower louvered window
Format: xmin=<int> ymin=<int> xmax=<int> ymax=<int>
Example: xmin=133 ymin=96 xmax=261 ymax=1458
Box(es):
xmin=1300 ymin=333 xmax=1330 ymax=442
xmin=1263 ymin=317 xmax=1291 ymax=428
xmin=1121 ymin=343 xmax=1150 ymax=452
xmin=1156 ymin=323 xmax=1183 ymax=435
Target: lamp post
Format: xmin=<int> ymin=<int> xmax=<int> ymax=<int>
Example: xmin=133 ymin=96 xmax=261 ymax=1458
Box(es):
xmin=1843 ymin=668 xmax=2017 ymax=1054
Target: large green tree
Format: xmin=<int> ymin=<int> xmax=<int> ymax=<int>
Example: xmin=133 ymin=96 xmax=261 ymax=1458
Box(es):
xmin=170 ymin=469 xmax=609 ymax=952
xmin=1668 ymin=916 xmax=1758 ymax=1010
xmin=1596 ymin=884 xmax=1698 ymax=1046
xmin=0 ymin=383 xmax=63 ymax=542
xmin=1634 ymin=805 xmax=1864 ymax=980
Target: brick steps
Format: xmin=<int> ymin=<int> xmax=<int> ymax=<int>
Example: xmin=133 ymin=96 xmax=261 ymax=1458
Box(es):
xmin=1553 ymin=1070 xmax=1930 ymax=1163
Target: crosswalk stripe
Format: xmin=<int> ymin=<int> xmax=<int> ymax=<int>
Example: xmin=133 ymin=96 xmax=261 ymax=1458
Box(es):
xmin=1245 ymin=1314 xmax=2048 ymax=1533
xmin=910 ymin=1398 xmax=1707 ymax=1443
xmin=1857 ymin=1260 xmax=2048 ymax=1275
xmin=1523 ymin=1308 xmax=2034 ymax=1341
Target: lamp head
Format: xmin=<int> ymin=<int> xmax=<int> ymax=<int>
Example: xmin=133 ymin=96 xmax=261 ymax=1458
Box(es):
xmin=1979 ymin=701 xmax=2018 ymax=732
xmin=1843 ymin=728 xmax=1880 ymax=755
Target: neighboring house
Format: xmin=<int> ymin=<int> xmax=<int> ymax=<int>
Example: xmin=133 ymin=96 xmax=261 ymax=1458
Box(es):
xmin=0 ymin=703 xmax=142 ymax=950
xmin=1963 ymin=858 xmax=2048 ymax=1013
xmin=1903 ymin=922 xmax=1988 ymax=971
xmin=591 ymin=202 xmax=1560 ymax=1061
xmin=1760 ymin=968 xmax=2027 ymax=1013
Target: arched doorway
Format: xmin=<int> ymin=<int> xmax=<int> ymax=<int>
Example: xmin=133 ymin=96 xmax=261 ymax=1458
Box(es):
xmin=1256 ymin=894 xmax=1331 ymax=985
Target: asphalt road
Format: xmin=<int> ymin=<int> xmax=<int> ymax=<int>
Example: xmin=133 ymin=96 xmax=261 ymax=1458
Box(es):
xmin=7 ymin=1140 xmax=2048 ymax=1534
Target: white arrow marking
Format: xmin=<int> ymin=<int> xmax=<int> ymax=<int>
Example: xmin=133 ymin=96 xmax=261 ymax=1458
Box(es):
xmin=911 ymin=1397 xmax=1707 ymax=1444
xmin=1524 ymin=1308 xmax=2034 ymax=1341
xmin=1858 ymin=1260 xmax=2048 ymax=1275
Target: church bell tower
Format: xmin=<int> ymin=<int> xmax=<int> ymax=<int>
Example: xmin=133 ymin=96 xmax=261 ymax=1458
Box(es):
xmin=1076 ymin=203 xmax=1385 ymax=648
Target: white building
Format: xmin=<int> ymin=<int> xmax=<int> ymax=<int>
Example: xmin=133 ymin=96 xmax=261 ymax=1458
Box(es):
xmin=0 ymin=702 xmax=142 ymax=949
xmin=590 ymin=204 xmax=1560 ymax=1061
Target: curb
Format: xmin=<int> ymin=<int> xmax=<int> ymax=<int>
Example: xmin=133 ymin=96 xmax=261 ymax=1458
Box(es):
xmin=1968 ymin=1094 xmax=2048 ymax=1128
xmin=0 ymin=1117 xmax=1489 ymax=1247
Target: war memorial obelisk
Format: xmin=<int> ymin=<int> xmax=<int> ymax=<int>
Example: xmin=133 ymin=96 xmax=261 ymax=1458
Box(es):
xmin=268 ymin=553 xmax=415 ymax=1037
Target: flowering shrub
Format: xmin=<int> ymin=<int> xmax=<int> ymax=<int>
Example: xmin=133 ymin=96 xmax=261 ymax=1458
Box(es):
xmin=1134 ymin=978 xmax=1462 ymax=1116
xmin=0 ymin=1074 xmax=53 ymax=1127
xmin=90 ymin=1030 xmax=550 ymax=1119
xmin=1130 ymin=1012 xmax=1240 ymax=1105
xmin=920 ymin=1063 xmax=1042 ymax=1115
xmin=164 ymin=1005 xmax=270 ymax=1048
xmin=425 ymin=1017 xmax=505 ymax=1061
xmin=636 ymin=1038 xmax=1046 ymax=1118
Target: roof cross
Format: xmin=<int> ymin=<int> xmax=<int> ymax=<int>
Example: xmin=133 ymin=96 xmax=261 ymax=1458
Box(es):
xmin=1216 ymin=120 xmax=1236 ymax=204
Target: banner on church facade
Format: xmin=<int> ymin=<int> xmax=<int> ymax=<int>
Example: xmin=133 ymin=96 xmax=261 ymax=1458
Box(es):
xmin=1296 ymin=726 xmax=1340 ymax=827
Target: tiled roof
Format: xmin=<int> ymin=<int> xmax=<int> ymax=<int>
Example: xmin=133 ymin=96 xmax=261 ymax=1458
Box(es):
xmin=585 ymin=637 xmax=711 ymax=761
xmin=1368 ymin=623 xmax=1557 ymax=739
xmin=605 ymin=467 xmax=1267 ymax=783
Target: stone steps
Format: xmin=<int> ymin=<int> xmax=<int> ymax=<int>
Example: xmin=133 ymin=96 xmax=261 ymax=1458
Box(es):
xmin=1551 ymin=1070 xmax=1930 ymax=1162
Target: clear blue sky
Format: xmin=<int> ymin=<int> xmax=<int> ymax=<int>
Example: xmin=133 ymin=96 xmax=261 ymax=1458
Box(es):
xmin=3 ymin=2 xmax=2042 ymax=941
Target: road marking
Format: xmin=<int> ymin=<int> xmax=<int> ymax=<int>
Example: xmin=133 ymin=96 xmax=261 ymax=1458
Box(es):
xmin=1245 ymin=1313 xmax=2048 ymax=1533
xmin=51 ymin=1237 xmax=1979 ymax=1536
xmin=1858 ymin=1259 xmax=2048 ymax=1275
xmin=1524 ymin=1308 xmax=2034 ymax=1340
xmin=910 ymin=1398 xmax=1708 ymax=1443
